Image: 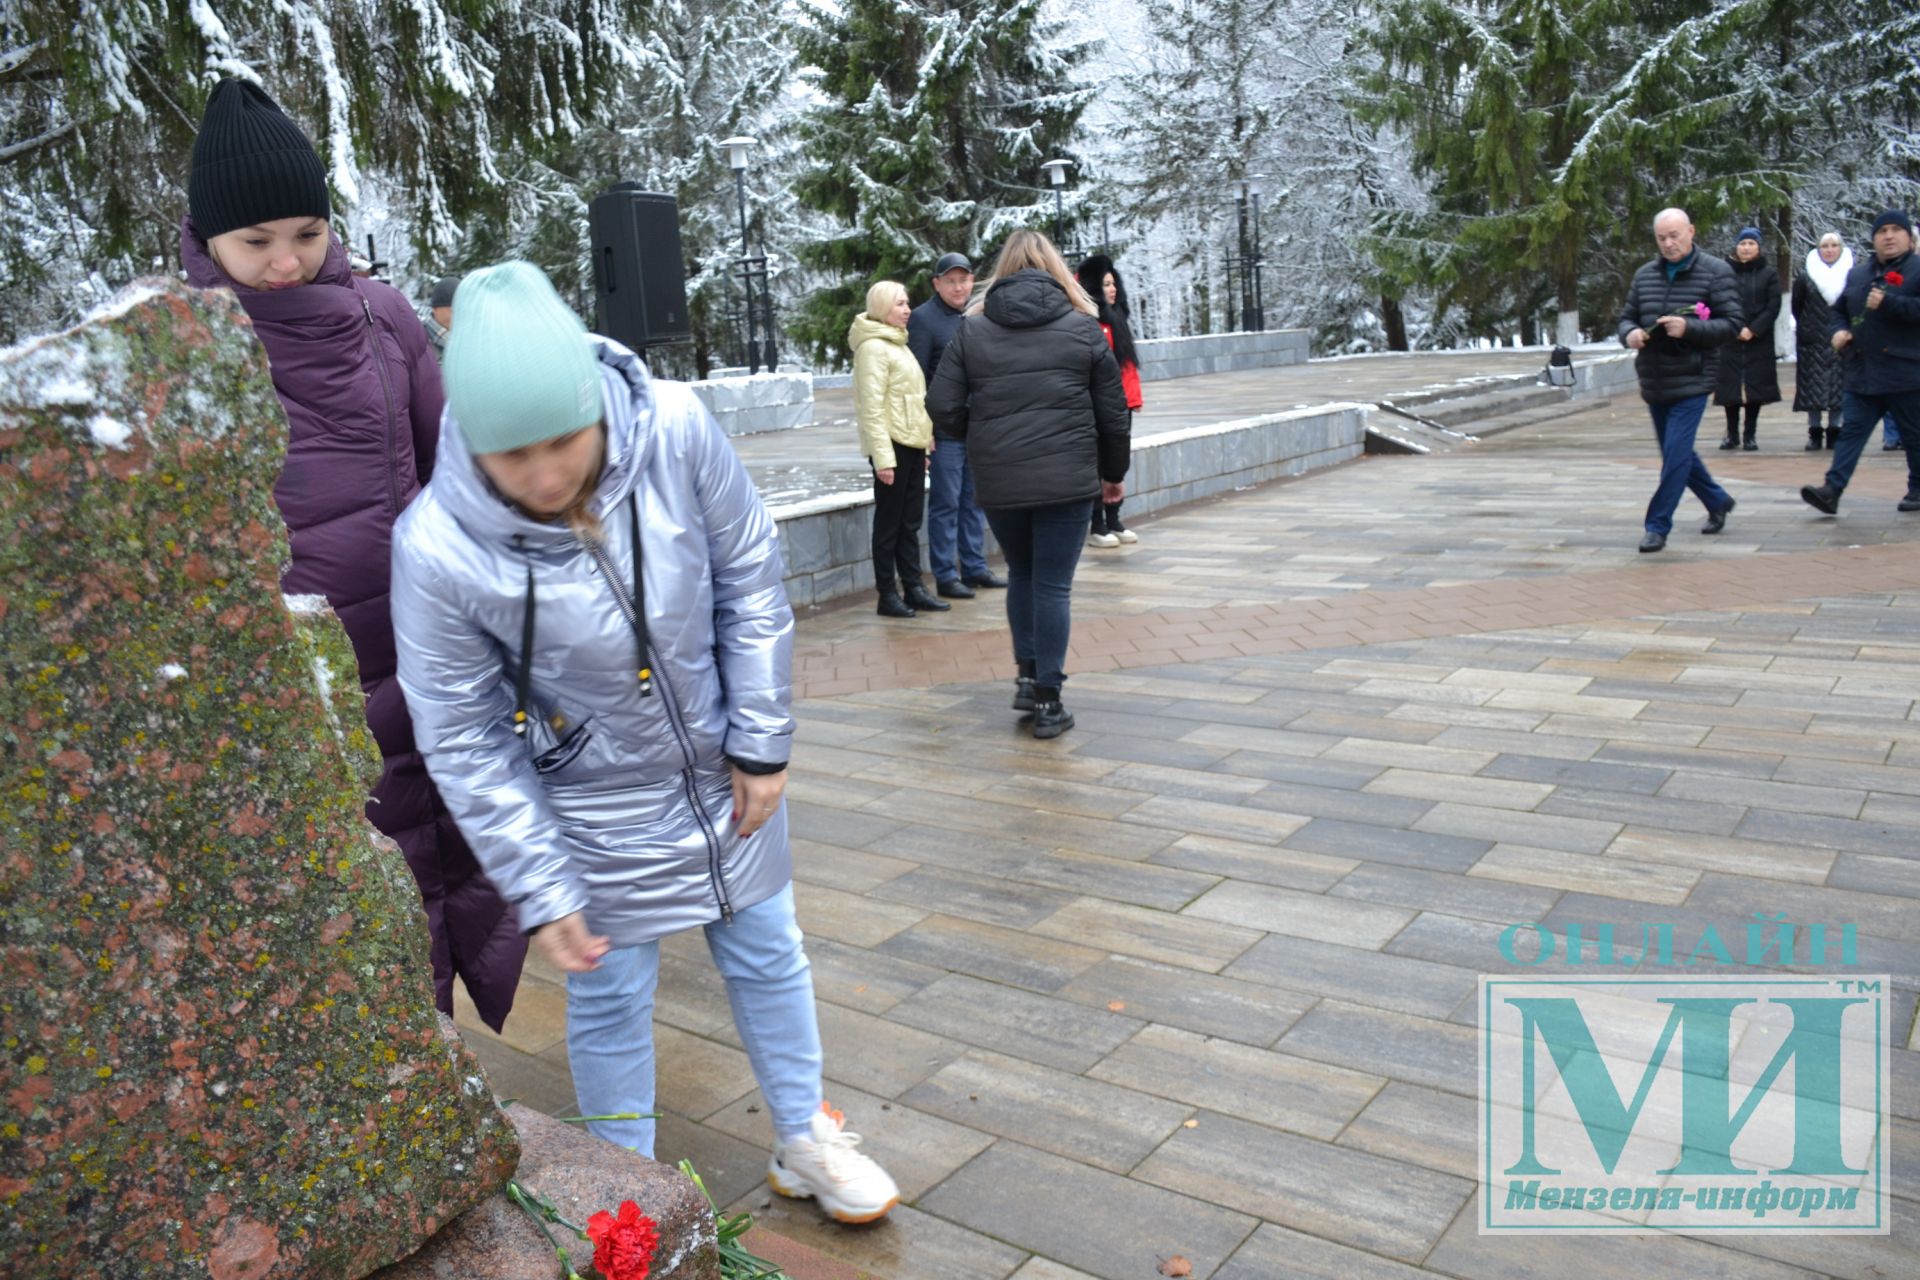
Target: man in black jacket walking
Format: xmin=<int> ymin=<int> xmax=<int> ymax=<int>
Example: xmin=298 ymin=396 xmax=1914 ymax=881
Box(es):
xmin=1618 ymin=207 xmax=1744 ymax=552
xmin=1801 ymin=210 xmax=1920 ymax=516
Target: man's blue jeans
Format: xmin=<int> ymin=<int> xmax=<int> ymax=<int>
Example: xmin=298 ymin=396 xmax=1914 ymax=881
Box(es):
xmin=1646 ymin=394 xmax=1732 ymax=537
xmin=564 ymin=884 xmax=821 ymax=1156
xmin=1826 ymin=390 xmax=1920 ymax=496
xmin=927 ymin=436 xmax=989 ymax=583
xmin=984 ymin=499 xmax=1093 ymax=689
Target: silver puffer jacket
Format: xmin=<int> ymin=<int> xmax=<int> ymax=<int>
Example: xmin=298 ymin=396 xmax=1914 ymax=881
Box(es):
xmin=391 ymin=339 xmax=794 ymax=943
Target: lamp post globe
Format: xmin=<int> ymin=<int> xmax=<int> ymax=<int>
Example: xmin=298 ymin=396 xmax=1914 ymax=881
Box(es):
xmin=1040 ymin=158 xmax=1073 ymax=246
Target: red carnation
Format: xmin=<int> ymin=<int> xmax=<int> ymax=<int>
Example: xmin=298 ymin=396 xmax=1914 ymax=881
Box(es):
xmin=1888 ymin=271 xmax=1906 ymax=288
xmin=586 ymin=1200 xmax=659 ymax=1280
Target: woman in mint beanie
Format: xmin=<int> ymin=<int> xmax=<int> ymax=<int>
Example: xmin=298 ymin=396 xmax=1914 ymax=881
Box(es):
xmin=392 ymin=261 xmax=899 ymax=1224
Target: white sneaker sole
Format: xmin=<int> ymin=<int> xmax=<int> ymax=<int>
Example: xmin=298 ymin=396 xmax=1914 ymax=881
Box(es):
xmin=767 ymin=1163 xmax=900 ymax=1223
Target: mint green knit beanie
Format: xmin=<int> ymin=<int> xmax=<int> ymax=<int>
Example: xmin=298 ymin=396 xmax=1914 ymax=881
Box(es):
xmin=443 ymin=261 xmax=604 ymax=454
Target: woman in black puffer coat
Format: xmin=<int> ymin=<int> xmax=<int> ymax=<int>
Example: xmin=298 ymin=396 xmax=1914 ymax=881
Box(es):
xmin=926 ymin=229 xmax=1130 ymax=740
xmin=1792 ymin=231 xmax=1852 ymax=450
xmin=1713 ymin=226 xmax=1783 ymax=450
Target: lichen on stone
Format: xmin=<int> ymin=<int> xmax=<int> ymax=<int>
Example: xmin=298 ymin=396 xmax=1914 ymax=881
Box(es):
xmin=0 ymin=280 xmax=519 ymax=1279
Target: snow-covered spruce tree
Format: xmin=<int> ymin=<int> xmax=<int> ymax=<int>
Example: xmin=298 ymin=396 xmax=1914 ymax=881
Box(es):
xmin=789 ymin=0 xmax=1096 ymax=367
xmin=0 ymin=2 xmax=647 ymax=342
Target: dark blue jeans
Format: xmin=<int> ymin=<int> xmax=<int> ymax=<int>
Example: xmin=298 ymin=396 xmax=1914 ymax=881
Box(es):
xmin=984 ymin=499 xmax=1093 ymax=690
xmin=1827 ymin=390 xmax=1920 ymax=495
xmin=1646 ymin=394 xmax=1732 ymax=537
xmin=927 ymin=436 xmax=989 ymax=582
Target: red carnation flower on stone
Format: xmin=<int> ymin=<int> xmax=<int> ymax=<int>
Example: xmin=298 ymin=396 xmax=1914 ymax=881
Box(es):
xmin=586 ymin=1200 xmax=659 ymax=1280
xmin=1887 ymin=271 xmax=1906 ymax=288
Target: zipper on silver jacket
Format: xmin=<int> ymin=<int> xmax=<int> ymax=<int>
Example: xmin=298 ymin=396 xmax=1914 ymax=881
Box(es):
xmin=583 ymin=530 xmax=736 ymax=921
xmin=361 ymin=296 xmax=403 ymax=517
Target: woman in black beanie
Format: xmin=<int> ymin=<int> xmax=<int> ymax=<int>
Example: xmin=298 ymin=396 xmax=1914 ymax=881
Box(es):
xmin=179 ymin=79 xmax=527 ymax=1031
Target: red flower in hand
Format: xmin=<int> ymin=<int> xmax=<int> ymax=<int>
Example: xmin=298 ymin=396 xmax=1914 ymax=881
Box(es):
xmin=586 ymin=1200 xmax=659 ymax=1280
xmin=1887 ymin=271 xmax=1906 ymax=289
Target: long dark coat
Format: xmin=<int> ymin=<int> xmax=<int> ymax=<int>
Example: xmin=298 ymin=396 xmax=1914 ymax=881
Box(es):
xmin=1713 ymin=255 xmax=1783 ymax=406
xmin=181 ymin=218 xmax=526 ymax=1030
xmin=1791 ymin=272 xmax=1845 ymax=413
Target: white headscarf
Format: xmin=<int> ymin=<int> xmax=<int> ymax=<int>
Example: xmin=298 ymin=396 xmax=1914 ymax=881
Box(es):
xmin=1805 ymin=236 xmax=1854 ymax=306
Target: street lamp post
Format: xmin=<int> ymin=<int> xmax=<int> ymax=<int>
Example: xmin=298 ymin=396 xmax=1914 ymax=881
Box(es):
xmin=1040 ymin=158 xmax=1072 ymax=247
xmin=719 ymin=134 xmax=777 ymax=373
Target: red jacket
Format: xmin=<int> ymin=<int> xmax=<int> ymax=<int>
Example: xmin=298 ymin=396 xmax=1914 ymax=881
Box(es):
xmin=1100 ymin=321 xmax=1144 ymax=410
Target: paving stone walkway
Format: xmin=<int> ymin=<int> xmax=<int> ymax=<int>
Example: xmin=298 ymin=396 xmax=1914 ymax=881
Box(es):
xmin=457 ymin=382 xmax=1920 ymax=1279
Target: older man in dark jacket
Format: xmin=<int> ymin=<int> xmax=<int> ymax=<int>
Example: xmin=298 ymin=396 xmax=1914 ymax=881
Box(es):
xmin=1618 ymin=207 xmax=1745 ymax=552
xmin=1801 ymin=210 xmax=1920 ymax=515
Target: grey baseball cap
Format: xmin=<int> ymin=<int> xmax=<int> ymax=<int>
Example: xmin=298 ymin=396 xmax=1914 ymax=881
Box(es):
xmin=932 ymin=252 xmax=972 ymax=277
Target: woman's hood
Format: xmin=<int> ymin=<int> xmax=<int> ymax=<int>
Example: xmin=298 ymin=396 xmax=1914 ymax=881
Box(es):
xmin=982 ymin=269 xmax=1074 ymax=328
xmin=432 ymin=337 xmax=656 ymax=550
xmin=848 ymin=312 xmax=906 ymax=352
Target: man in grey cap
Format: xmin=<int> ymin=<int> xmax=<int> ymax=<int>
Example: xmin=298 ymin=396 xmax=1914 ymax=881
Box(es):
xmin=423 ymin=274 xmax=461 ymax=357
xmin=909 ymin=252 xmax=1004 ymax=597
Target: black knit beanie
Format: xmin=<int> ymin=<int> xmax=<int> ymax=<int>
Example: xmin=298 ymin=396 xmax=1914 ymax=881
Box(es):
xmin=188 ymin=79 xmax=330 ymax=239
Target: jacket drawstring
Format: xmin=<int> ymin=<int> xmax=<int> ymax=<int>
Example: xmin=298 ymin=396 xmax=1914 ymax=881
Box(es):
xmin=511 ymin=493 xmax=651 ymax=736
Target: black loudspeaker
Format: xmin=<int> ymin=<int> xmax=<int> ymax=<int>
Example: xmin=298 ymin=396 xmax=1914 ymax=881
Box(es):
xmin=588 ymin=184 xmax=691 ymax=350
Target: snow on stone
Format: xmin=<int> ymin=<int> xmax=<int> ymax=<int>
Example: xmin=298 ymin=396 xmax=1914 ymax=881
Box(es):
xmin=158 ymin=663 xmax=188 ymax=681
xmin=88 ymin=414 xmax=132 ymax=450
xmin=283 ymin=593 xmax=332 ymax=616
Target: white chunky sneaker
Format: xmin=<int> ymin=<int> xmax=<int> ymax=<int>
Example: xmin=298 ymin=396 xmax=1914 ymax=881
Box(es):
xmin=1113 ymin=527 xmax=1138 ymax=544
xmin=767 ymin=1104 xmax=900 ymax=1223
xmin=1087 ymin=530 xmax=1120 ymax=548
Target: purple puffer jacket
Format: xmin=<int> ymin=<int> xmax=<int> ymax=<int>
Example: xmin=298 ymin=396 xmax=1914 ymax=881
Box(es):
xmin=181 ymin=217 xmax=526 ymax=1030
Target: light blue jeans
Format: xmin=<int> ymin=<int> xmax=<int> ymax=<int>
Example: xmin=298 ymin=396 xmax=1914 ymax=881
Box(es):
xmin=564 ymin=884 xmax=822 ymax=1155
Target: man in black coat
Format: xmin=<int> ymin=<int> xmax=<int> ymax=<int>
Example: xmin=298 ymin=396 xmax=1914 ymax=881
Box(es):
xmin=1618 ymin=207 xmax=1744 ymax=552
xmin=1801 ymin=210 xmax=1920 ymax=515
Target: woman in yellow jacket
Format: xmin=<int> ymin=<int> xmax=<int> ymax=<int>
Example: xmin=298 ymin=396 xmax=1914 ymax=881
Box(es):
xmin=850 ymin=280 xmax=947 ymax=617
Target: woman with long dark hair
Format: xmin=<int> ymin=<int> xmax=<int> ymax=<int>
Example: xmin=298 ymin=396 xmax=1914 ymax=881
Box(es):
xmin=926 ymin=230 xmax=1130 ymax=738
xmin=1075 ymin=254 xmax=1146 ymax=546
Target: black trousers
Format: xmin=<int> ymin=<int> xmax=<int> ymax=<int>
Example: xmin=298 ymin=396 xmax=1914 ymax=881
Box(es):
xmin=871 ymin=444 xmax=927 ymax=593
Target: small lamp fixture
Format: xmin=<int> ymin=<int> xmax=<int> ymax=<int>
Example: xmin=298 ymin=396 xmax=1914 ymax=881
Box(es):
xmin=1040 ymin=158 xmax=1073 ymax=187
xmin=719 ymin=135 xmax=758 ymax=171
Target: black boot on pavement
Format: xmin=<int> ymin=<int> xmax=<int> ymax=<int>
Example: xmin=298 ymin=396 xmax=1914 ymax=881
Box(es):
xmin=1012 ymin=659 xmax=1036 ymax=716
xmin=877 ymin=589 xmax=916 ymax=618
xmin=1801 ymin=484 xmax=1840 ymax=515
xmin=1900 ymin=493 xmax=1920 ymax=513
xmin=963 ymin=571 xmax=1008 ymax=589
xmin=1029 ymin=685 xmax=1074 ymax=739
xmin=936 ymin=579 xmax=975 ymax=599
xmin=1639 ymin=532 xmax=1666 ymax=553
xmin=1701 ymin=497 xmax=1735 ymax=535
xmin=1805 ymin=428 xmax=1823 ymax=451
xmin=1742 ymin=425 xmax=1758 ymax=451
xmin=901 ymin=581 xmax=951 ymax=612
xmin=1718 ymin=427 xmax=1739 ymax=450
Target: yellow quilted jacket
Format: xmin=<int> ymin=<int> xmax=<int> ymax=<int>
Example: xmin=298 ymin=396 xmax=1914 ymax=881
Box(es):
xmin=848 ymin=312 xmax=933 ymax=469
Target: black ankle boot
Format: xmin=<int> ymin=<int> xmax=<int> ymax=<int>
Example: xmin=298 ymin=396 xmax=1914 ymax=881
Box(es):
xmin=877 ymin=589 xmax=916 ymax=618
xmin=1742 ymin=426 xmax=1758 ymax=451
xmin=1719 ymin=428 xmax=1739 ymax=450
xmin=901 ymin=581 xmax=950 ymax=612
xmin=1030 ymin=685 xmax=1074 ymax=739
xmin=1805 ymin=429 xmax=1823 ymax=451
xmin=1012 ymin=660 xmax=1036 ymax=714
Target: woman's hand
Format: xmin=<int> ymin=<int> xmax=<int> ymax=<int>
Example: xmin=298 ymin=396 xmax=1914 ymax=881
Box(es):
xmin=731 ymin=765 xmax=788 ymax=839
xmin=531 ymin=911 xmax=610 ymax=973
xmin=1738 ymin=327 xmax=1754 ymax=342
xmin=1101 ymin=480 xmax=1125 ymax=504
xmin=1833 ymin=330 xmax=1853 ymax=351
xmin=876 ymin=468 xmax=895 ymax=485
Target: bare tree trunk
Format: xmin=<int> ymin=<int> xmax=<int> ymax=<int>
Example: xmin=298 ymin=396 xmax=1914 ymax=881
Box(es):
xmin=1381 ymin=294 xmax=1408 ymax=351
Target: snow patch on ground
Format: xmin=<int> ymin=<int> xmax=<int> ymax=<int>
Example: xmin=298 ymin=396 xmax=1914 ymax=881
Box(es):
xmin=158 ymin=663 xmax=188 ymax=681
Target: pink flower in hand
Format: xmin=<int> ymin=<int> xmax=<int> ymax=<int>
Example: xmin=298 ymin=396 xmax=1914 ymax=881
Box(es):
xmin=1692 ymin=301 xmax=1711 ymax=320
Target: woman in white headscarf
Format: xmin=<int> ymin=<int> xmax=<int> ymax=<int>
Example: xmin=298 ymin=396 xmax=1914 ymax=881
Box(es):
xmin=1792 ymin=231 xmax=1853 ymax=450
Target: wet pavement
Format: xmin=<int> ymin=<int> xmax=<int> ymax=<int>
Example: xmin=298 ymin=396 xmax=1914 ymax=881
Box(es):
xmin=458 ymin=372 xmax=1920 ymax=1279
